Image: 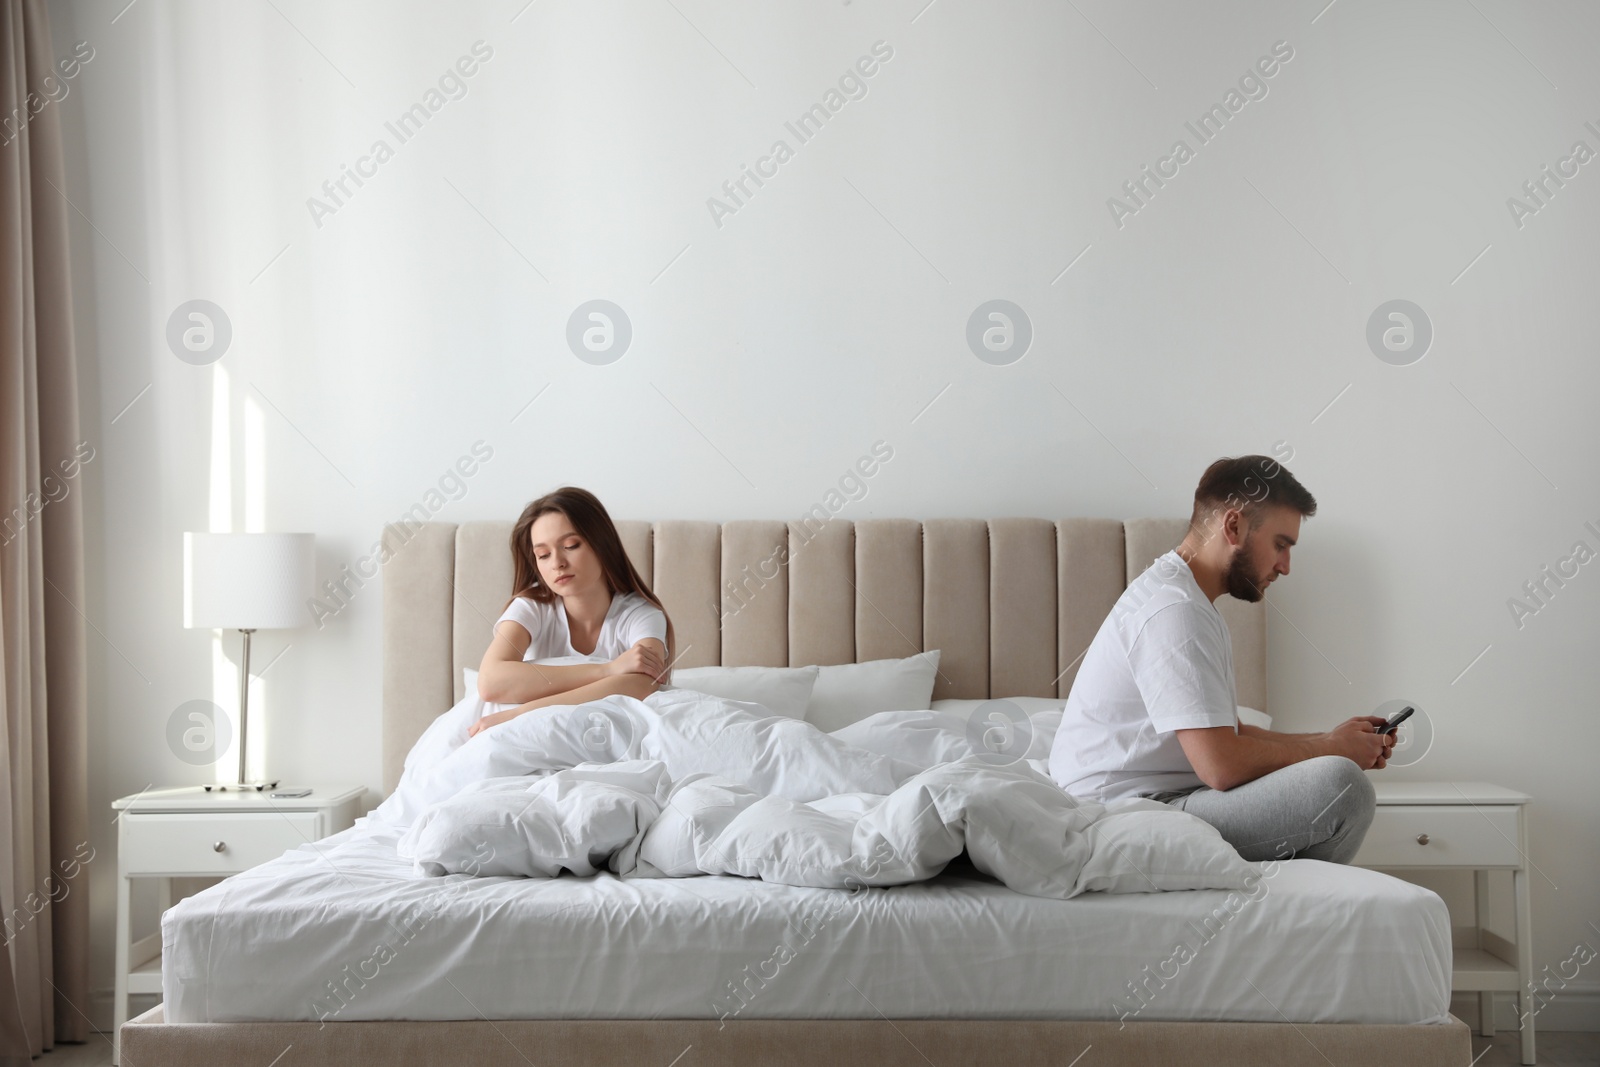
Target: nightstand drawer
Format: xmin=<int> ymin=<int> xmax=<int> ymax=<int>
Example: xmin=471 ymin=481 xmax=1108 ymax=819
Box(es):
xmin=122 ymin=812 xmax=319 ymax=875
xmin=1354 ymin=804 xmax=1522 ymax=867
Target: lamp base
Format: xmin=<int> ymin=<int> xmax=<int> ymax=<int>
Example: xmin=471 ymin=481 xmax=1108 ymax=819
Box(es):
xmin=203 ymin=778 xmax=280 ymax=792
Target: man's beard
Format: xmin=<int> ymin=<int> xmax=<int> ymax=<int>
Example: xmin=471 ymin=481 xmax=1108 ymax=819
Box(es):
xmin=1223 ymin=537 xmax=1266 ymax=602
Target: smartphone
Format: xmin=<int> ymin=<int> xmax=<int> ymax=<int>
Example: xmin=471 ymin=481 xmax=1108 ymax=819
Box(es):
xmin=269 ymin=788 xmax=313 ymax=798
xmin=1376 ymin=706 xmax=1414 ymax=735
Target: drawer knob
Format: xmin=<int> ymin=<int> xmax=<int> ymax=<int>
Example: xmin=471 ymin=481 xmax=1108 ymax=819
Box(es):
xmin=1416 ymin=833 xmax=1430 ymax=846
xmin=213 ymin=841 xmax=227 ymax=853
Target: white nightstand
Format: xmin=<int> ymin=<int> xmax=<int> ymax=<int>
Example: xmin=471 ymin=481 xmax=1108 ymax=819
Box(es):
xmin=110 ymin=784 xmax=363 ymax=1065
xmin=1352 ymin=781 xmax=1534 ymax=1065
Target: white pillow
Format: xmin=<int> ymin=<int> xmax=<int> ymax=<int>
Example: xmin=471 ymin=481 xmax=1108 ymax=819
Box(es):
xmin=929 ymin=697 xmax=1064 ymax=761
xmin=931 ymin=696 xmax=1063 ymax=718
xmin=1029 ymin=710 xmax=1061 ymax=759
xmin=805 ymin=651 xmax=941 ymax=733
xmin=930 ymin=696 xmax=1063 ymax=714
xmin=1236 ymin=705 xmax=1273 ymax=730
xmin=1075 ymin=800 xmax=1260 ymax=893
xmin=669 ymin=664 xmax=819 ymax=720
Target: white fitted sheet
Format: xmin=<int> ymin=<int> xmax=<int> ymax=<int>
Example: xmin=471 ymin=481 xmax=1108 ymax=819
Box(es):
xmin=162 ymin=819 xmax=1454 ymax=1026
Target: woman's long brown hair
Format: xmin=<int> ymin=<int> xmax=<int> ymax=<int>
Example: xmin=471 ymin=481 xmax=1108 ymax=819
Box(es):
xmin=506 ymin=487 xmax=675 ymax=674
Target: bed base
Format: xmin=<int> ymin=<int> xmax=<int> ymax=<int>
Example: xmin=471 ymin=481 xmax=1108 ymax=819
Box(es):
xmin=123 ymin=1005 xmax=1471 ymax=1067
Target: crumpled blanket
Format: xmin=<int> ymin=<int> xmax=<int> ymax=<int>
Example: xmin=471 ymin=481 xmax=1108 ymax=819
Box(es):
xmin=376 ymin=688 xmax=1257 ymax=899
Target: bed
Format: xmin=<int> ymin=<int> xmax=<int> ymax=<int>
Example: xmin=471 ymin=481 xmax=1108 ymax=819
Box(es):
xmin=123 ymin=516 xmax=1471 ymax=1066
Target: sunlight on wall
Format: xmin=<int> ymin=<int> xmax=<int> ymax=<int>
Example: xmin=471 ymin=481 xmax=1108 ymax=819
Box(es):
xmin=200 ymin=380 xmax=276 ymax=784
xmin=208 ymin=366 xmax=236 ymax=781
xmin=244 ymin=394 xmax=267 ymax=780
xmin=210 ymin=630 xmax=233 ymax=780
xmin=208 ymin=366 xmax=231 ymax=534
xmin=245 ymin=396 xmax=264 ymax=534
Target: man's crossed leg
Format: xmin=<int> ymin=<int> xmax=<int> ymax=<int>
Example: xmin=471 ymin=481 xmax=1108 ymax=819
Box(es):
xmin=1153 ymin=755 xmax=1376 ymax=863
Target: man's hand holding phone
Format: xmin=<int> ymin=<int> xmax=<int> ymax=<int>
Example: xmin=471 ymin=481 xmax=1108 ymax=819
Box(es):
xmin=1325 ymin=715 xmax=1396 ymax=770
xmin=1376 ymin=705 xmax=1414 ymax=735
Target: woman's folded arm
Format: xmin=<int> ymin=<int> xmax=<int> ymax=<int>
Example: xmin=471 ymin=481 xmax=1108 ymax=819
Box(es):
xmin=477 ymin=617 xmax=617 ymax=702
xmin=469 ymin=671 xmax=661 ymax=737
xmin=479 ymin=658 xmax=611 ymax=703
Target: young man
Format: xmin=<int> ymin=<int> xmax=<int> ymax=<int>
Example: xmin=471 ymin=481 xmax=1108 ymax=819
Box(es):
xmin=1047 ymin=455 xmax=1390 ymax=863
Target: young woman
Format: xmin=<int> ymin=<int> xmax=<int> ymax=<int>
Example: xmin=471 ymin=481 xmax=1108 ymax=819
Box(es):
xmin=467 ymin=487 xmax=676 ymax=737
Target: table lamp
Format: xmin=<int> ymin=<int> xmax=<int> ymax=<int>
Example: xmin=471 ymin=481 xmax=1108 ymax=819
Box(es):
xmin=183 ymin=532 xmax=315 ymax=791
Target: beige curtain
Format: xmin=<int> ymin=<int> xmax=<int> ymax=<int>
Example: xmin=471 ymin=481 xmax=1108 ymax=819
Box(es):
xmin=0 ymin=0 xmax=91 ymax=1057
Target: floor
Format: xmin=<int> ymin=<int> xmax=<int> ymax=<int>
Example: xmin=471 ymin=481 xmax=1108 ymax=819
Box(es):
xmin=1465 ymin=1030 xmax=1600 ymax=1066
xmin=28 ymin=1028 xmax=1600 ymax=1066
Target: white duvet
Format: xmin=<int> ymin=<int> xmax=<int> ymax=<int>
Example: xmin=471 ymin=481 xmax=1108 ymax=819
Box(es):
xmin=371 ymin=687 xmax=1257 ymax=900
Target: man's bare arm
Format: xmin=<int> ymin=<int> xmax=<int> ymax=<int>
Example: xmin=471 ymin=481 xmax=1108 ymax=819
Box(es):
xmin=1179 ymin=717 xmax=1391 ymax=792
xmin=1238 ymin=723 xmax=1322 ymax=742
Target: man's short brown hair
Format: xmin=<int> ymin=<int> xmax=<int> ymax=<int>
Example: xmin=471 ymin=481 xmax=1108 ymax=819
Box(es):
xmin=1188 ymin=455 xmax=1317 ymax=538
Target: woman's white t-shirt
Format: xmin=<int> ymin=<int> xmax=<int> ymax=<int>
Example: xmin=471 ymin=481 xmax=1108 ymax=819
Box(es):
xmin=494 ymin=591 xmax=667 ymax=663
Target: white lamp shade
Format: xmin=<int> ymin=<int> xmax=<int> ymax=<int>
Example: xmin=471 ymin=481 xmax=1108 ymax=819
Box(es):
xmin=184 ymin=532 xmax=316 ymax=630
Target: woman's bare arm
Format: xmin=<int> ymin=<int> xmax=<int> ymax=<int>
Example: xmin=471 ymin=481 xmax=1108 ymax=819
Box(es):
xmin=477 ymin=620 xmax=610 ymax=703
xmin=468 ymin=671 xmax=661 ymax=736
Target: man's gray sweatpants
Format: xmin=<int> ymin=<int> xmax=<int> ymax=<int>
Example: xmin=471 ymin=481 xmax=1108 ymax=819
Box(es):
xmin=1149 ymin=755 xmax=1377 ymax=864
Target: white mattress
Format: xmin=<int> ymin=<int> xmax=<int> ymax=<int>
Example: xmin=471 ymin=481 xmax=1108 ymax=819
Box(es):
xmin=162 ymin=818 xmax=1454 ymax=1026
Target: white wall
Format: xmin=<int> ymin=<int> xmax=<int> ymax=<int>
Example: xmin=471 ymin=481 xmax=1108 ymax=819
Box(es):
xmin=46 ymin=0 xmax=1599 ymax=1032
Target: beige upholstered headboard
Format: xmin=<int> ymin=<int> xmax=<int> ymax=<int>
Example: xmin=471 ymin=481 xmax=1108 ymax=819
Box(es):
xmin=380 ymin=517 xmax=1267 ymax=795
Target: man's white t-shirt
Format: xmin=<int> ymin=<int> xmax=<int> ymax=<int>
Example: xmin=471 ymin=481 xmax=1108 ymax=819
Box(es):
xmin=494 ymin=592 xmax=666 ymax=664
xmin=1048 ymin=549 xmax=1239 ymax=801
